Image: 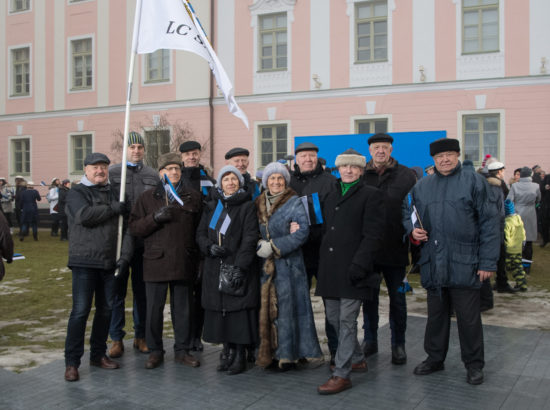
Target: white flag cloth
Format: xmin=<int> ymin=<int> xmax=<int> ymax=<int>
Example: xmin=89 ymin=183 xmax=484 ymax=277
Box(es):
xmin=131 ymin=0 xmax=249 ymax=128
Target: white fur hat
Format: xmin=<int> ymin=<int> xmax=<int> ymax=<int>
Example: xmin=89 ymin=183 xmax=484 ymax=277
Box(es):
xmin=335 ymin=148 xmax=366 ymax=168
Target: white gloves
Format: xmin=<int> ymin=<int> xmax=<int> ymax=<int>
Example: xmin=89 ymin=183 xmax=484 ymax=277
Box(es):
xmin=256 ymin=239 xmax=273 ymax=258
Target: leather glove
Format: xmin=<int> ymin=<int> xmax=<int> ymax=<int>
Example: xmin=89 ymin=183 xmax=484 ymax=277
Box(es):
xmin=209 ymin=244 xmax=227 ymax=258
xmin=153 ymin=206 xmax=174 ymax=224
xmin=256 ymin=239 xmax=273 ymax=258
xmin=111 ymin=201 xmax=129 ymax=216
xmin=348 ymin=263 xmax=369 ymax=288
xmin=231 ymin=268 xmax=245 ymax=289
xmin=115 ymin=258 xmax=129 ymax=278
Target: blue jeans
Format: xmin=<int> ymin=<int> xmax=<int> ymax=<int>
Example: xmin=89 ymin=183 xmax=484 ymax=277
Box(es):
xmin=64 ymin=267 xmax=115 ymax=367
xmin=362 ymin=265 xmax=407 ymax=346
xmin=109 ymin=250 xmax=147 ymax=340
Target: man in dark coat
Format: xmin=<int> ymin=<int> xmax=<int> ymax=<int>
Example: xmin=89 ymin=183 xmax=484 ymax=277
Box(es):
xmin=225 ymin=147 xmax=261 ymax=200
xmin=540 ymin=172 xmax=550 ymax=248
xmin=57 ymin=179 xmax=71 ymax=241
xmin=179 ymin=140 xmax=216 ymax=351
xmin=64 ymin=152 xmax=131 ymax=382
xmin=361 ymin=133 xmax=416 ymax=365
xmin=403 ymin=138 xmax=499 ymax=386
xmin=289 ymin=142 xmax=339 ymax=360
xmin=18 ymin=181 xmax=41 ymax=241
xmin=0 ymin=212 xmax=14 ymax=281
xmin=316 ymin=149 xmax=385 ymax=395
xmin=129 ymin=152 xmax=203 ymax=370
xmin=108 ymin=132 xmax=160 ymax=359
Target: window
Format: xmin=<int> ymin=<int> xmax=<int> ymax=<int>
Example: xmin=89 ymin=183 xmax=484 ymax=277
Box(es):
xmin=145 ymin=50 xmax=170 ymax=83
xmin=144 ymin=130 xmax=171 ymax=168
xmin=259 ymin=125 xmax=287 ymax=167
xmin=355 ymin=119 xmax=388 ymax=134
xmin=462 ymin=0 xmax=499 ymax=54
xmin=11 ymin=138 xmax=30 ymax=175
xmin=71 ymin=38 xmax=92 ymax=90
xmin=355 ymin=1 xmax=388 ymax=63
xmin=11 ymin=47 xmax=30 ymax=96
xmin=463 ymin=114 xmax=499 ymax=165
xmin=71 ymin=134 xmax=92 ymax=173
xmin=11 ymin=0 xmax=30 ymax=12
xmin=259 ymin=13 xmax=287 ymax=71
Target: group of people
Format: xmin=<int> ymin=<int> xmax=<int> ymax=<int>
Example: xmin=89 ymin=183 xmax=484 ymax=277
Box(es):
xmin=9 ymin=130 xmax=531 ymax=394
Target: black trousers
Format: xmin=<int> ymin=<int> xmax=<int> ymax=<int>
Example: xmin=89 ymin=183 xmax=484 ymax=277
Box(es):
xmin=494 ymin=243 xmax=509 ymax=289
xmin=424 ymin=287 xmax=484 ymax=370
xmin=145 ymin=281 xmax=194 ymax=354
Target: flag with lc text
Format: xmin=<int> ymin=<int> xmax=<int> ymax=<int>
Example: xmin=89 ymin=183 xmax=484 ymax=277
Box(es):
xmin=131 ymin=0 xmax=248 ymax=128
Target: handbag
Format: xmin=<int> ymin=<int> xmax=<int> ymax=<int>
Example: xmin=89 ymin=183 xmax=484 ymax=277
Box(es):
xmin=218 ymin=262 xmax=246 ymax=297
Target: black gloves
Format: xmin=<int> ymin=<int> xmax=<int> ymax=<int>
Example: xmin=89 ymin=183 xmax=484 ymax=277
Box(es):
xmin=209 ymin=244 xmax=227 ymax=258
xmin=153 ymin=206 xmax=175 ymax=224
xmin=116 ymin=258 xmax=129 ymax=277
xmin=231 ymin=268 xmax=245 ymax=289
xmin=348 ymin=263 xmax=370 ymax=288
xmin=111 ymin=201 xmax=129 ymax=216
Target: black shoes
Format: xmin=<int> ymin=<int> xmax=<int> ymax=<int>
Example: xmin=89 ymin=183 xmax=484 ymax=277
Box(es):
xmin=391 ymin=344 xmax=407 ymax=365
xmin=466 ymin=367 xmax=484 ymax=385
xmin=227 ymin=345 xmax=246 ymax=375
xmin=413 ymin=360 xmax=444 ymax=375
xmin=361 ymin=341 xmax=378 ymax=358
xmin=496 ymin=284 xmax=519 ymax=294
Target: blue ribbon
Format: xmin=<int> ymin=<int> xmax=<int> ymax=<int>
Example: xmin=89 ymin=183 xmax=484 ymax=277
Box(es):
xmin=200 ymin=169 xmax=209 ymax=196
xmin=311 ymin=192 xmax=323 ymax=224
xmin=252 ymin=183 xmax=260 ymax=200
xmin=209 ymin=200 xmax=224 ymax=230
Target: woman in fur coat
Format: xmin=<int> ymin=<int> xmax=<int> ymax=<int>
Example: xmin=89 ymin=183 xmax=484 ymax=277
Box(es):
xmin=254 ymin=162 xmax=323 ymax=370
xmin=196 ymin=165 xmax=260 ymax=375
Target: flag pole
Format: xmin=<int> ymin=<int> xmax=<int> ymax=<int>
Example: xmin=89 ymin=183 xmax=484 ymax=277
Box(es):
xmin=115 ymin=0 xmax=142 ymax=276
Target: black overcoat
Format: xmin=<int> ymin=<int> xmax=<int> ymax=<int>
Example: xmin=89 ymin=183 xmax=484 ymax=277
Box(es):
xmin=316 ymin=180 xmax=385 ymax=300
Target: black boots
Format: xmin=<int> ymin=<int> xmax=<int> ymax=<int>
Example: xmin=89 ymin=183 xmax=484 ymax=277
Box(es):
xmin=227 ymin=344 xmax=246 ymax=375
xmin=217 ymin=343 xmax=232 ymax=372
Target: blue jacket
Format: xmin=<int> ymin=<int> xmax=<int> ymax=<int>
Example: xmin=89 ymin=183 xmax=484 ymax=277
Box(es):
xmin=402 ymin=162 xmax=500 ymax=290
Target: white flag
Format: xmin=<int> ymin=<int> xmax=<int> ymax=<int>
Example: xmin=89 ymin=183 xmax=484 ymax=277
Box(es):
xmin=131 ymin=0 xmax=249 ymax=128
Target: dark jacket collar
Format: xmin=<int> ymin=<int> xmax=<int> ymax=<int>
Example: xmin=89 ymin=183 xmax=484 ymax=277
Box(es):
xmin=293 ymin=162 xmax=324 ymax=180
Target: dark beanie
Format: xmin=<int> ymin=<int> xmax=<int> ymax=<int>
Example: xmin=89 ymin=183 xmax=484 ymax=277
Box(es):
xmin=520 ymin=166 xmax=532 ymax=178
xmin=504 ymin=199 xmax=515 ymax=216
xmin=179 ymin=141 xmax=201 ymax=153
xmin=367 ymin=133 xmax=394 ymax=145
xmin=429 ymin=138 xmax=460 ymax=156
xmin=225 ymin=147 xmax=249 ymax=159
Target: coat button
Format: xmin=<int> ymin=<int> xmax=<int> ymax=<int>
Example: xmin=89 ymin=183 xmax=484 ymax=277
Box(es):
xmin=335 ymin=207 xmax=339 ymax=211
xmin=329 ymin=247 xmax=333 ymax=252
xmin=331 ymin=226 xmax=335 ymax=230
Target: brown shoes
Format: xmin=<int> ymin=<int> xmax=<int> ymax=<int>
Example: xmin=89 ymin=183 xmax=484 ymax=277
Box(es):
xmin=108 ymin=340 xmax=124 ymax=358
xmin=145 ymin=352 xmax=164 ymax=369
xmin=317 ymin=376 xmax=352 ymax=395
xmin=90 ymin=355 xmax=120 ymax=369
xmin=133 ymin=338 xmax=150 ymax=353
xmin=64 ymin=366 xmax=79 ymax=382
xmin=175 ymin=352 xmax=200 ymax=368
xmin=329 ymin=360 xmax=368 ymax=373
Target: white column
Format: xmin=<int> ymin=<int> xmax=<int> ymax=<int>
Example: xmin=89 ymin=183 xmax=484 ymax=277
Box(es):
xmin=530 ymin=0 xmax=550 ymax=75
xmin=0 ymin=4 xmax=6 ymax=114
xmin=53 ymin=0 xmax=65 ymax=110
xmin=412 ymin=0 xmax=435 ymax=82
xmin=310 ymin=0 xmax=330 ymax=90
xmin=34 ymin=0 xmax=46 ymax=112
xmin=217 ymin=0 xmax=235 ymax=85
xmin=97 ymin=0 xmax=109 ymax=106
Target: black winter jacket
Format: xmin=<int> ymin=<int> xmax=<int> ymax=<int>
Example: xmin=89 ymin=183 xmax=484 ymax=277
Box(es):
xmin=196 ymin=189 xmax=259 ymax=312
xmin=362 ymin=159 xmax=416 ymax=267
xmin=316 ymin=180 xmax=385 ymax=300
xmin=402 ymin=162 xmax=500 ymax=290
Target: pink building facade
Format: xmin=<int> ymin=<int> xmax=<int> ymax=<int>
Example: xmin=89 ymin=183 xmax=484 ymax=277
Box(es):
xmin=1 ymin=0 xmax=549 ymax=187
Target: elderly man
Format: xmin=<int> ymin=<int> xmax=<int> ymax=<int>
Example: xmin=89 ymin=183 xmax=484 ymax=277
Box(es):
xmin=129 ymin=152 xmax=202 ymax=370
xmin=361 ymin=133 xmax=416 ymax=365
xmin=108 ymin=131 xmax=159 ymax=358
xmin=403 ymin=138 xmax=499 ymax=385
xmin=225 ymin=147 xmax=261 ymax=200
xmin=64 ymin=153 xmax=131 ymax=382
xmin=316 ymin=149 xmax=385 ymax=395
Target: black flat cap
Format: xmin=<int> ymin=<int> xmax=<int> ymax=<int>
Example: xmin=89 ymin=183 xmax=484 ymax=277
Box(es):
xmin=367 ymin=133 xmax=394 ymax=145
xmin=225 ymin=147 xmax=249 ymax=159
xmin=429 ymin=138 xmax=460 ymax=156
xmin=179 ymin=141 xmax=202 ymax=153
xmin=84 ymin=152 xmax=110 ymax=166
xmin=295 ymin=142 xmax=319 ymax=154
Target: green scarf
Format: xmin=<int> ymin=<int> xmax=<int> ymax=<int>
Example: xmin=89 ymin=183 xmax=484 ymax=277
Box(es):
xmin=340 ymin=179 xmax=360 ymax=196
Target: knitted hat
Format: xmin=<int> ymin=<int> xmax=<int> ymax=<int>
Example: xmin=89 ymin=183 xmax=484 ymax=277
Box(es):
xmin=157 ymin=152 xmax=182 ymax=170
xmin=429 ymin=138 xmax=460 ymax=156
xmin=520 ymin=166 xmax=532 ymax=178
xmin=225 ymin=147 xmax=249 ymax=160
xmin=335 ymin=148 xmax=366 ymax=168
xmin=262 ymin=162 xmax=290 ymax=189
xmin=481 ymin=154 xmax=492 ymax=168
xmin=128 ymin=131 xmax=145 ymax=146
xmin=217 ymin=165 xmax=244 ymax=187
xmin=367 ymin=133 xmax=394 ymax=145
xmin=504 ymin=199 xmax=515 ymax=216
xmin=179 ymin=140 xmax=201 ymax=153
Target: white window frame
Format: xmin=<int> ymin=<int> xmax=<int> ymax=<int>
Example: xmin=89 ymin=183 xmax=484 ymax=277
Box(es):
xmin=254 ymin=120 xmax=291 ymax=169
xmin=9 ymin=0 xmax=31 ymax=14
xmin=457 ymin=109 xmax=505 ymax=165
xmin=142 ymin=49 xmax=172 ymax=86
xmin=461 ymin=0 xmax=499 ymax=55
xmin=351 ymin=114 xmax=392 ymax=134
xmin=9 ymin=136 xmax=32 ymax=177
xmin=354 ymin=0 xmax=389 ymax=64
xmin=67 ymin=35 xmax=95 ymax=93
xmin=68 ymin=132 xmax=94 ymax=175
xmin=8 ymin=43 xmax=32 ymax=99
xmin=67 ymin=0 xmax=94 ymax=4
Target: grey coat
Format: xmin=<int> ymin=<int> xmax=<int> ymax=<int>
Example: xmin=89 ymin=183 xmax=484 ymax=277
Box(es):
xmin=507 ymin=177 xmax=541 ymax=241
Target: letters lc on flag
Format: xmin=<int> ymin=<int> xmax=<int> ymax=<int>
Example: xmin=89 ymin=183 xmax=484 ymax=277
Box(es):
xmin=131 ymin=0 xmax=249 ymax=128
